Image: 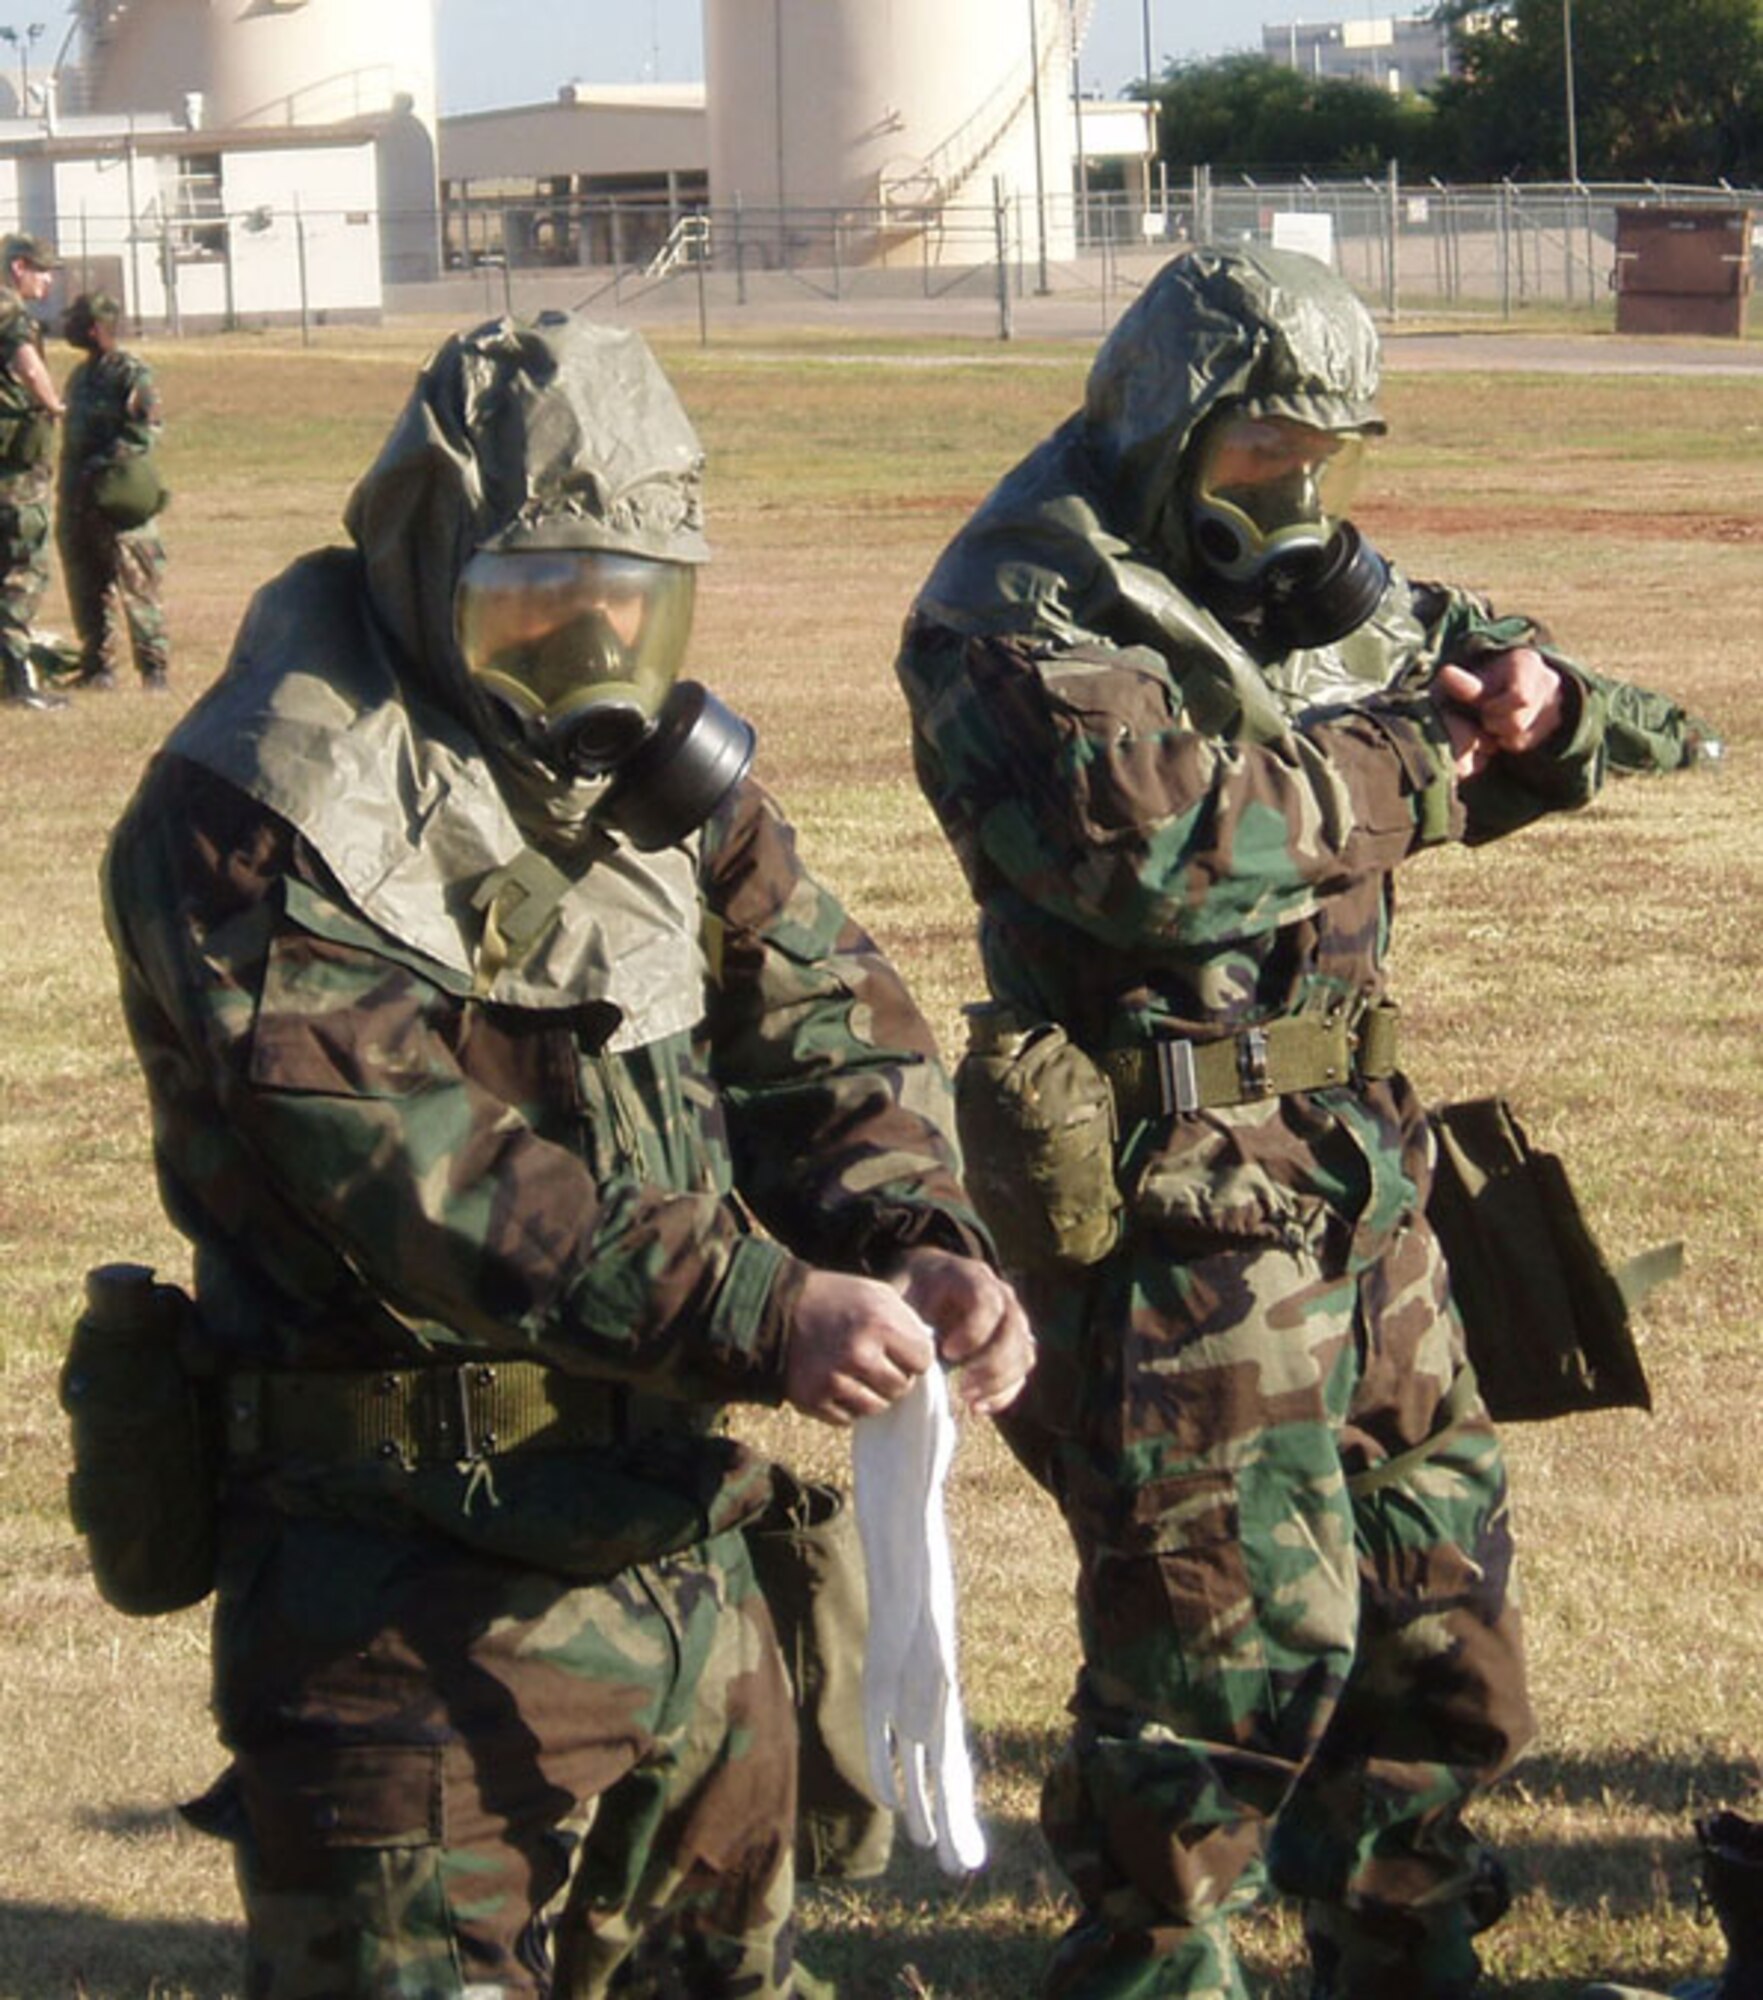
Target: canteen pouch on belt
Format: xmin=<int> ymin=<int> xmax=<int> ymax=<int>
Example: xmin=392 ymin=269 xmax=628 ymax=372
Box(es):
xmin=1426 ymin=1097 xmax=1673 ymax=1423
xmin=955 ymin=1005 xmax=1123 ymax=1274
xmin=743 ymin=1465 xmax=893 ymax=1882
xmin=60 ymin=1263 xmax=219 ymax=1615
xmin=0 ymin=409 xmax=50 ymax=471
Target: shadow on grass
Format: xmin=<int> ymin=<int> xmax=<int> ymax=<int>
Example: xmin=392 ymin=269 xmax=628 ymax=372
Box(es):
xmin=0 ymin=1900 xmax=240 ymax=1999
xmin=1501 ymin=1743 xmax=1762 ymax=1915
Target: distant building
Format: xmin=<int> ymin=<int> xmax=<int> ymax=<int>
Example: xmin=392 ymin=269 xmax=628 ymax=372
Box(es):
xmin=439 ymin=85 xmax=707 ymax=270
xmin=1263 ymin=13 xmax=1462 ymax=93
xmin=0 ymin=110 xmax=383 ymax=330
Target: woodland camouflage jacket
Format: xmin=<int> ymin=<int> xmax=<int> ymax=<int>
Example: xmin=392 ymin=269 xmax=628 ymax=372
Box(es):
xmin=103 ymin=316 xmax=986 ymax=1553
xmin=60 ymin=347 xmax=161 ymax=494
xmin=896 ymin=247 xmax=1617 ymax=1264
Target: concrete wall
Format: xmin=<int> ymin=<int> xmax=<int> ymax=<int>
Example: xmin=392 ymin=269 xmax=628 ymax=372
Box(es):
xmin=46 ymin=136 xmax=382 ymax=329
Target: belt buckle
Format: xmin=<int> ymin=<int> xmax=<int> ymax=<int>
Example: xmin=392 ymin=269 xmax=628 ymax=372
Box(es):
xmin=1236 ymin=1026 xmax=1272 ymax=1100
xmin=1154 ymin=1038 xmax=1201 ymax=1116
xmin=450 ymin=1363 xmax=499 ymax=1463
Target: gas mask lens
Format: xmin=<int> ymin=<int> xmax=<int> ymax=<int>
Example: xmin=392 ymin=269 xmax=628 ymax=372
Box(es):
xmin=455 ymin=549 xmax=696 ymax=776
xmin=1190 ymin=416 xmax=1367 ymax=584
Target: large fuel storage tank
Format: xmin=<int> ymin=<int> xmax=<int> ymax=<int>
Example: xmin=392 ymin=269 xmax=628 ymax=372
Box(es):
xmin=80 ymin=0 xmax=433 ymax=130
xmin=75 ymin=0 xmax=440 ymax=277
xmin=704 ymin=0 xmax=1082 ymax=265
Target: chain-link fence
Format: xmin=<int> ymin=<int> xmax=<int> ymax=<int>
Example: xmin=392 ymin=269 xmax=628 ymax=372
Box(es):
xmin=35 ymin=174 xmax=1762 ymax=341
xmin=417 ymin=173 xmax=1763 ymax=338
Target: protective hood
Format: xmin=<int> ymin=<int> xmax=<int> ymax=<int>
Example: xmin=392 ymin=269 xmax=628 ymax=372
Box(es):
xmin=345 ymin=311 xmax=709 ymax=731
xmin=163 ymin=315 xmax=714 ymax=1042
xmin=915 ymin=246 xmax=1401 ymax=741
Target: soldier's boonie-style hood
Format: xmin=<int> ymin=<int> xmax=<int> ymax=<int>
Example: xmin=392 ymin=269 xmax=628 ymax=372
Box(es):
xmin=914 ymin=246 xmax=1394 ymax=736
xmin=163 ymin=314 xmax=711 ymax=1040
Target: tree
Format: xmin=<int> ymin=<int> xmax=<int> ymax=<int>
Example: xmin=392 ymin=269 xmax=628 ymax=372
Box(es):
xmin=1429 ymin=0 xmax=1763 ymax=179
xmin=1147 ymin=54 xmax=1436 ymax=177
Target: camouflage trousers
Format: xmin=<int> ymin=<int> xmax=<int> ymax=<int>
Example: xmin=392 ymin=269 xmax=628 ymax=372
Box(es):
xmin=1014 ymin=1213 xmax=1534 ymax=2000
xmin=0 ymin=466 xmax=50 ymax=685
xmin=58 ymin=496 xmax=170 ymax=681
xmin=202 ymin=1504 xmax=818 ymax=1999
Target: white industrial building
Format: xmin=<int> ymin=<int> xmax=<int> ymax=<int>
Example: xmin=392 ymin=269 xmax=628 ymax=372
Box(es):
xmin=0 ymin=0 xmax=440 ymax=328
xmin=437 ymin=1 xmax=1160 ymax=279
xmin=1263 ymin=13 xmax=1458 ymax=92
xmin=0 ymin=0 xmax=1153 ymax=327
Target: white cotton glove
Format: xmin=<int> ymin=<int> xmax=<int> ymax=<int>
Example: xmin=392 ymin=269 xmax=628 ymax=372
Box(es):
xmin=851 ymin=1364 xmax=987 ymax=1875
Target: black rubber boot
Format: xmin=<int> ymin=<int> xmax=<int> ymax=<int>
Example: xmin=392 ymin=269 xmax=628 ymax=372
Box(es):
xmin=2 ymin=653 xmax=68 ymax=709
xmin=1699 ymin=1810 xmax=1763 ymax=2000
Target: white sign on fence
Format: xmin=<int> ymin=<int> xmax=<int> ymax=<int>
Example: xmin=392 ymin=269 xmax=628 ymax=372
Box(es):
xmin=1270 ymin=210 xmax=1336 ymax=266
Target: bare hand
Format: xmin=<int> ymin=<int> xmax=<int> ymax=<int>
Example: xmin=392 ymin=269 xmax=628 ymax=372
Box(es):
xmin=890 ymin=1246 xmax=1036 ymax=1417
xmin=784 ymin=1270 xmax=935 ymax=1426
xmin=1435 ymin=647 xmax=1568 ymax=764
xmin=1436 ymin=694 xmax=1493 ymax=782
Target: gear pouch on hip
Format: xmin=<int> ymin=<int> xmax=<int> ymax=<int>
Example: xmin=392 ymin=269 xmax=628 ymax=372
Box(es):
xmin=955 ymin=1005 xmax=1122 ymax=1274
xmin=60 ymin=1263 xmax=219 ymax=1615
xmin=1426 ymin=1097 xmax=1672 ymax=1422
xmin=743 ymin=1465 xmax=892 ymax=1883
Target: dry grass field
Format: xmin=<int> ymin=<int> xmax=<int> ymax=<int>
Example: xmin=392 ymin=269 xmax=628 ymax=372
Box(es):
xmin=1 ymin=315 xmax=1759 ymax=1997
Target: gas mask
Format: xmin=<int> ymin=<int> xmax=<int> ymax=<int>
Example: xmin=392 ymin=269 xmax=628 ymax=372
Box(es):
xmin=455 ymin=547 xmax=754 ymax=850
xmin=1187 ymin=412 xmax=1390 ymax=653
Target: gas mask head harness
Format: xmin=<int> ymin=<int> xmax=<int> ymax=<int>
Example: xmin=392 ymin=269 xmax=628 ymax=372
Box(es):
xmin=1185 ymin=408 xmax=1390 ymax=652
xmin=454 ymin=545 xmax=754 ymax=851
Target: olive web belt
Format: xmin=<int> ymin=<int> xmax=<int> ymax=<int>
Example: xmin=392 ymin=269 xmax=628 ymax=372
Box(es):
xmin=1100 ymin=1001 xmax=1399 ymax=1123
xmin=224 ymin=1358 xmax=625 ymax=1469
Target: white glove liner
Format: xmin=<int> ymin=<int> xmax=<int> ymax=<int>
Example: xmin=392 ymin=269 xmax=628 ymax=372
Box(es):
xmin=852 ymin=1363 xmax=988 ymax=1875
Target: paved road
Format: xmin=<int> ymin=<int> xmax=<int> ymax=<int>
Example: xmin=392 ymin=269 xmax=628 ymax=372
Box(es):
xmin=394 ymin=267 xmax=1763 ymax=373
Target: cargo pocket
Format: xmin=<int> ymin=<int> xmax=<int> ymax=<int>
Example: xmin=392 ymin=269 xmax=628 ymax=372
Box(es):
xmin=1067 ymin=1459 xmax=1271 ymax=1738
xmin=233 ymin=1741 xmax=467 ymax=1998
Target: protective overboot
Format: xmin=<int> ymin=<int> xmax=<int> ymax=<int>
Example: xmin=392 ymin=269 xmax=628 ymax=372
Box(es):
xmin=2 ymin=653 xmax=68 ymax=710
xmin=1699 ymin=1809 xmax=1763 ymax=2000
xmin=1579 ymin=1982 xmax=1717 ymax=1999
xmin=1580 ymin=1810 xmax=1763 ymax=2000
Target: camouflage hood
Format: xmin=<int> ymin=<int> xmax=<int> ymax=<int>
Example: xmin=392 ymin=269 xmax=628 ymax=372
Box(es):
xmin=165 ymin=314 xmax=713 ymax=1040
xmin=915 ymin=246 xmax=1400 ymax=738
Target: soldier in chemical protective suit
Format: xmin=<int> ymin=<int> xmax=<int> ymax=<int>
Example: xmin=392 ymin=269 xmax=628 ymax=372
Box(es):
xmin=99 ymin=313 xmax=1031 ymax=1998
xmin=893 ymin=244 xmax=1656 ymax=1998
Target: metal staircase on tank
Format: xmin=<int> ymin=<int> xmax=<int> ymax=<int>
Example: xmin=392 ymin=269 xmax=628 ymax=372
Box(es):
xmin=875 ymin=0 xmax=1098 ymax=227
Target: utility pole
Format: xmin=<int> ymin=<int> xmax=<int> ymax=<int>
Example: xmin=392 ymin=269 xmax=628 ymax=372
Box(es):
xmin=1026 ymin=0 xmax=1050 ymax=294
xmin=1562 ymin=0 xmax=1580 ymax=184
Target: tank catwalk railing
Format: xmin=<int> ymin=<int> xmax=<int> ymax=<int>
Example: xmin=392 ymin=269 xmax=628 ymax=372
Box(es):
xmin=878 ymin=0 xmax=1100 ymax=217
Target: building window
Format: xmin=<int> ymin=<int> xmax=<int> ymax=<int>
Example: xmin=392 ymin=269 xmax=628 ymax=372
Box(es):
xmin=172 ymin=150 xmax=225 ymax=256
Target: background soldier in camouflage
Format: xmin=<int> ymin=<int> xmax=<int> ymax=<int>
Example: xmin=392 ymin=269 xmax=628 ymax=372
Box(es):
xmin=57 ymin=290 xmax=171 ymax=691
xmin=103 ymin=313 xmax=1030 ymax=1999
xmin=894 ymin=245 xmax=1662 ymax=2000
xmin=0 ymin=232 xmax=66 ymax=710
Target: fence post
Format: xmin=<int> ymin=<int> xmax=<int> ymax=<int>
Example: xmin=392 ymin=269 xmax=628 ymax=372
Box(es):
xmin=1385 ymin=157 xmax=1400 ymax=318
xmin=294 ymin=194 xmax=310 ymax=347
xmin=993 ymin=176 xmax=1013 ymax=342
xmin=733 ymin=193 xmax=747 ymax=306
xmin=1499 ymin=179 xmax=1513 ymax=320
